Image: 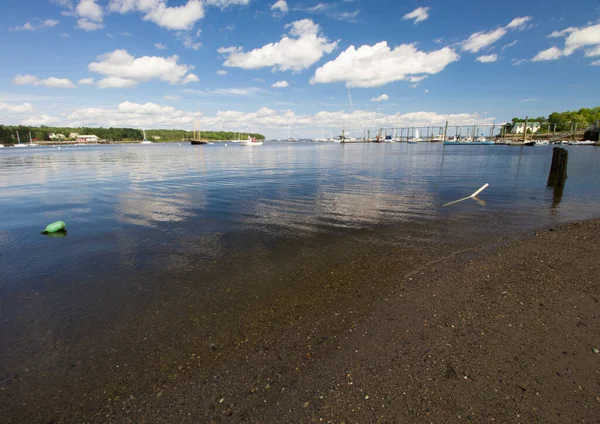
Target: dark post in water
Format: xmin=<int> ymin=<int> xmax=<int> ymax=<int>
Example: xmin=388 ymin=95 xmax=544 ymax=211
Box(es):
xmin=547 ymin=147 xmax=568 ymax=187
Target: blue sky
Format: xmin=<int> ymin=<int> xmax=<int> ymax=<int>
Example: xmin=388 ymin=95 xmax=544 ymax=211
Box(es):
xmin=0 ymin=0 xmax=599 ymax=138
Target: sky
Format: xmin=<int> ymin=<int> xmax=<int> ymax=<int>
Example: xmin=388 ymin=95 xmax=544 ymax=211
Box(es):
xmin=0 ymin=0 xmax=599 ymax=138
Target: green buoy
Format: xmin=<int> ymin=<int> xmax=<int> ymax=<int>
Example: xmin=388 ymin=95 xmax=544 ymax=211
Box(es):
xmin=41 ymin=221 xmax=66 ymax=234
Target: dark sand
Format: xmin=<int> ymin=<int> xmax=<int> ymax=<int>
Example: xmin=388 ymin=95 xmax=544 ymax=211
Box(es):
xmin=2 ymin=219 xmax=600 ymax=423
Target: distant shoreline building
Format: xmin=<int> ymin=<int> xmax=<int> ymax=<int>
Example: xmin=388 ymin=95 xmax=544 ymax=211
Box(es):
xmin=511 ymin=122 xmax=541 ymax=134
xmin=76 ymin=135 xmax=99 ymax=142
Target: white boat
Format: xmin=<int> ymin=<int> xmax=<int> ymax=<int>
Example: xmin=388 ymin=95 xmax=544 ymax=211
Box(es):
xmin=568 ymin=140 xmax=596 ymax=145
xmin=534 ymin=140 xmax=549 ymax=146
xmin=0 ymin=144 xmax=4 ymax=148
xmin=240 ymin=136 xmax=263 ymax=146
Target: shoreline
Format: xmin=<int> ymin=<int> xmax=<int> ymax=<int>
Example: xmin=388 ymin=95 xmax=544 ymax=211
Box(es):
xmin=2 ymin=218 xmax=600 ymax=422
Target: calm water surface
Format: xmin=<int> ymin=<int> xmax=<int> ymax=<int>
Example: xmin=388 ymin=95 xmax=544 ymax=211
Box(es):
xmin=1 ymin=142 xmax=600 ymax=379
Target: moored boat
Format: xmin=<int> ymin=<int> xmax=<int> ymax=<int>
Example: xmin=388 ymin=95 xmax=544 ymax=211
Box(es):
xmin=240 ymin=136 xmax=263 ymax=146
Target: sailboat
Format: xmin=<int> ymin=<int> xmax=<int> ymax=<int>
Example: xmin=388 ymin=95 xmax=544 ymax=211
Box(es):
xmin=409 ymin=129 xmax=422 ymax=144
xmin=140 ymin=129 xmax=153 ymax=144
xmin=189 ymin=114 xmax=209 ymax=145
xmin=14 ymin=131 xmax=27 ymax=148
xmin=286 ymin=124 xmax=297 ymax=142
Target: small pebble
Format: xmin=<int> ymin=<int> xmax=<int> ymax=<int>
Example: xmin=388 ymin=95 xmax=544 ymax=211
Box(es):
xmin=592 ymin=348 xmax=599 ymax=354
xmin=219 ymin=398 xmax=225 ymax=404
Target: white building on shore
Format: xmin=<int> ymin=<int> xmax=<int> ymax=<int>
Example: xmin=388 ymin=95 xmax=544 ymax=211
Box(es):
xmin=511 ymin=122 xmax=542 ymax=134
xmin=76 ymin=135 xmax=99 ymax=142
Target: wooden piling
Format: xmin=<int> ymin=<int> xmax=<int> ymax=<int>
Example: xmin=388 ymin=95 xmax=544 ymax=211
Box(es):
xmin=547 ymin=147 xmax=568 ymax=187
xmin=523 ymin=116 xmax=528 ymax=143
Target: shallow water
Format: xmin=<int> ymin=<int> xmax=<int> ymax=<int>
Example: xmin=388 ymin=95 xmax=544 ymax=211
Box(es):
xmin=1 ymin=142 xmax=600 ymax=391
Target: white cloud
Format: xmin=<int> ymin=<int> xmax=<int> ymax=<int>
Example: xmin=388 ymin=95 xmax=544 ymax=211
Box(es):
xmin=532 ymin=46 xmax=562 ymax=61
xmin=13 ymin=74 xmax=77 ymax=88
xmin=78 ymin=77 xmax=95 ymax=85
xmin=97 ymin=77 xmax=138 ymax=88
xmin=88 ymin=50 xmax=199 ymax=87
xmin=217 ymin=69 xmax=228 ymax=75
xmin=184 ymin=87 xmax=263 ymax=96
xmin=462 ymin=28 xmax=507 ymax=53
xmin=144 ymin=0 xmax=204 ymax=30
xmin=155 ymin=43 xmax=166 ymax=49
xmin=18 ymin=102 xmax=495 ymax=134
xmin=77 ymin=18 xmax=103 ymax=30
xmin=12 ymin=19 xmax=60 ymax=31
xmin=0 ymin=102 xmax=34 ymax=113
xmin=76 ymin=0 xmax=103 ymax=21
xmin=592 ymin=59 xmax=600 ymax=66
xmin=462 ymin=16 xmax=531 ymax=53
xmin=21 ymin=114 xmax=59 ymax=126
xmin=371 ymin=94 xmax=389 ymax=102
xmin=424 ymin=89 xmax=429 ymax=94
xmin=402 ymin=6 xmax=430 ymax=24
xmin=476 ymin=53 xmax=498 ymax=63
xmin=548 ymin=27 xmax=577 ymax=38
xmin=536 ymin=23 xmax=600 ymax=62
xmin=108 ymin=0 xmax=204 ymax=30
xmin=163 ymin=95 xmax=182 ymax=101
xmin=181 ymin=33 xmax=202 ymax=50
xmin=74 ymin=0 xmax=104 ymax=30
xmin=562 ymin=23 xmax=600 ymax=55
xmin=407 ymin=75 xmax=427 ymax=83
xmin=219 ymin=19 xmax=338 ymax=72
xmin=108 ymin=0 xmax=248 ymax=31
xmin=271 ymin=80 xmax=289 ymax=88
xmin=506 ymin=16 xmax=532 ymax=29
xmin=502 ymin=40 xmax=518 ymax=51
xmin=310 ymin=42 xmax=459 ymax=88
xmin=271 ymin=0 xmax=288 ymax=13
xmin=585 ymin=45 xmax=600 ymax=57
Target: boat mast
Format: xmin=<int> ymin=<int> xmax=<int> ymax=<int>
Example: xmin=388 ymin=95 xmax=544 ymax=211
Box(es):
xmin=29 ymin=132 xmax=32 ymax=142
xmin=16 ymin=131 xmax=20 ymax=144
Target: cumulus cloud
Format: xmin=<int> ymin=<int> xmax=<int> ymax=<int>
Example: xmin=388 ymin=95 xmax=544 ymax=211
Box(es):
xmin=271 ymin=0 xmax=288 ymax=13
xmin=219 ymin=19 xmax=338 ymax=72
xmin=402 ymin=7 xmax=430 ymax=24
xmin=310 ymin=42 xmax=459 ymax=88
xmin=532 ymin=46 xmax=563 ymax=61
xmin=534 ymin=23 xmax=600 ymax=64
xmin=476 ymin=53 xmax=498 ymax=63
xmin=561 ymin=23 xmax=600 ymax=56
xmin=107 ymin=0 xmax=248 ymax=31
xmin=462 ymin=16 xmax=531 ymax=53
xmin=0 ymin=102 xmax=34 ymax=113
xmin=13 ymin=74 xmax=77 ymax=88
xmin=271 ymin=80 xmax=289 ymax=88
xmin=16 ymin=102 xmax=495 ymax=134
xmin=371 ymin=94 xmax=389 ymax=102
xmin=75 ymin=0 xmax=104 ymax=30
xmin=12 ymin=19 xmax=60 ymax=31
xmin=78 ymin=77 xmax=95 ymax=85
xmin=88 ymin=49 xmax=199 ymax=87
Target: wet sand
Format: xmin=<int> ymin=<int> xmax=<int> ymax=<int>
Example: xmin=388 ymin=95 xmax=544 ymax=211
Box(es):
xmin=2 ymin=219 xmax=600 ymax=423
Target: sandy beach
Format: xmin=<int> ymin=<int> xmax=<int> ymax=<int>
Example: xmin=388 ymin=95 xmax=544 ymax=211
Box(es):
xmin=1 ymin=217 xmax=599 ymax=423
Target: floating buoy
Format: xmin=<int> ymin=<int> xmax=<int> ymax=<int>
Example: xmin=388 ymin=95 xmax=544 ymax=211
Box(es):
xmin=41 ymin=221 xmax=66 ymax=234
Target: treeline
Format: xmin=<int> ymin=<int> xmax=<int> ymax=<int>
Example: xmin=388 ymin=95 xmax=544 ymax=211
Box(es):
xmin=146 ymin=129 xmax=265 ymax=141
xmin=0 ymin=125 xmax=142 ymax=143
xmin=0 ymin=125 xmax=265 ymax=144
xmin=507 ymin=107 xmax=600 ymax=132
